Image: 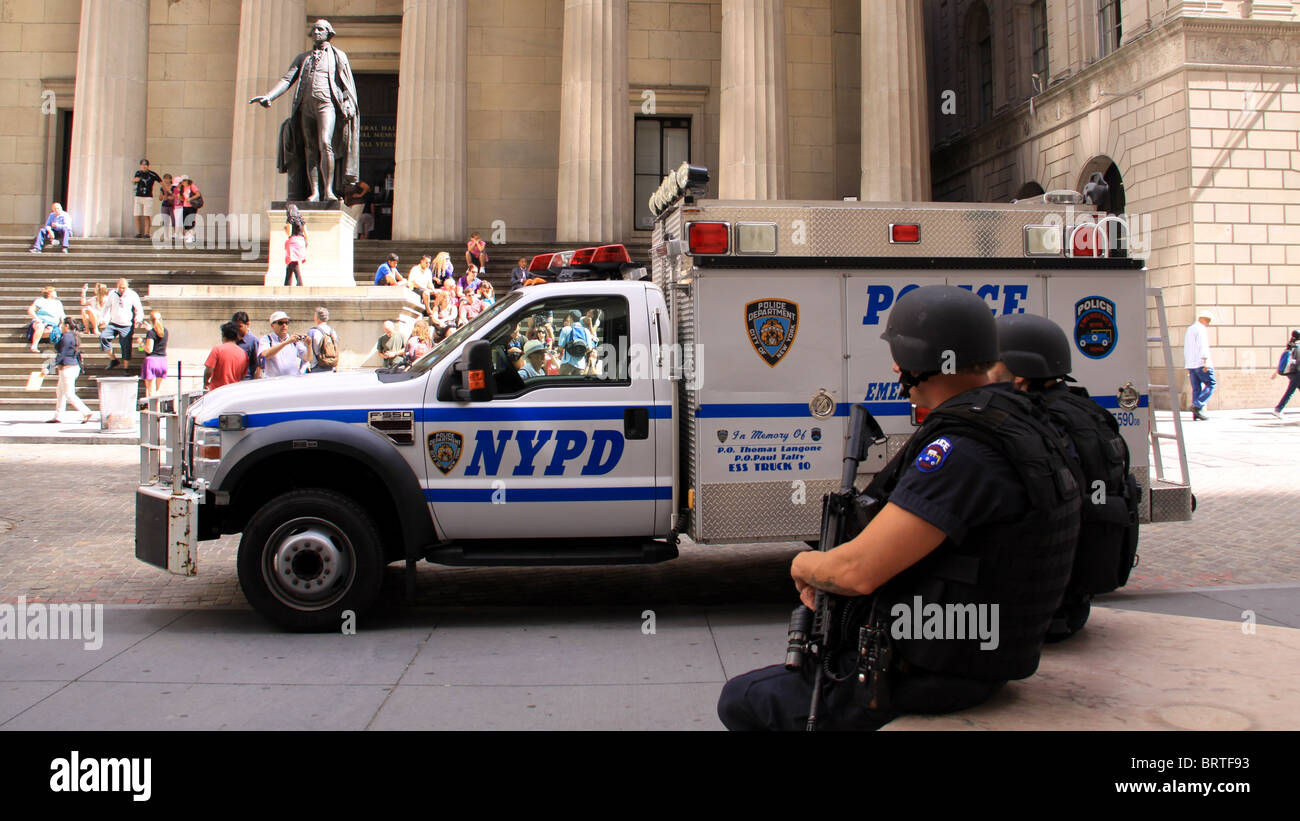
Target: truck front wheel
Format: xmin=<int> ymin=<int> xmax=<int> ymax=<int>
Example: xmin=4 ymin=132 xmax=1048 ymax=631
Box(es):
xmin=237 ymin=489 xmax=386 ymax=631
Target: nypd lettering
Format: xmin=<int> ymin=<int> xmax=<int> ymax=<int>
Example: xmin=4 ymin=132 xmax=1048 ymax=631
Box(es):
xmin=461 ymin=429 xmax=625 ymax=477
xmin=746 ymin=299 xmax=799 ymax=367
xmin=1074 ymin=296 xmax=1117 ymax=360
xmin=915 ymin=436 xmax=953 ymax=473
xmin=862 ymin=283 xmax=1029 ymax=325
xmin=428 ymin=431 xmax=464 ymax=475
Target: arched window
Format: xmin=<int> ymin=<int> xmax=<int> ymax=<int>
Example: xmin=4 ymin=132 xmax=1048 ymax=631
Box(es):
xmin=966 ymin=3 xmax=993 ymax=126
xmin=1014 ymin=181 xmax=1045 ymax=202
xmin=1099 ymin=0 xmax=1122 ymax=58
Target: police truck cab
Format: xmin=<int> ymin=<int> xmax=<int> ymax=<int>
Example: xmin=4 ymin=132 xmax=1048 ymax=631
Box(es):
xmin=136 ymin=164 xmax=1188 ymax=630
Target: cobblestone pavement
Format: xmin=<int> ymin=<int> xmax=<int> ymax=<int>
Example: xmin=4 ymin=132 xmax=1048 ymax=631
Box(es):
xmin=0 ymin=409 xmax=1296 ymax=608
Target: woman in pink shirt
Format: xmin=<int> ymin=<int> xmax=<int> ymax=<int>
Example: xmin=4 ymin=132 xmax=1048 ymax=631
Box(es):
xmin=283 ymin=206 xmax=308 ymax=286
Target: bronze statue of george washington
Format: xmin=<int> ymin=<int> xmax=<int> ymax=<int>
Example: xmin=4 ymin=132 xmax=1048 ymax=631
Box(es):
xmin=250 ymin=19 xmax=359 ymax=203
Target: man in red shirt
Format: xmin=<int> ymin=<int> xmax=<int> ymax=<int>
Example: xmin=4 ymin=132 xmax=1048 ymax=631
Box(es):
xmin=204 ymin=322 xmax=250 ymax=391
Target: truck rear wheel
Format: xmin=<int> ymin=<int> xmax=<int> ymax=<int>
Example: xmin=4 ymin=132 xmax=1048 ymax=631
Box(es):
xmin=237 ymin=489 xmax=386 ymax=632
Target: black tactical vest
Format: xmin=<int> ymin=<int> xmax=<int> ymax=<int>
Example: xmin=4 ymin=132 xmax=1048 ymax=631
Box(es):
xmin=864 ymin=384 xmax=1081 ymax=682
xmin=1038 ymin=383 xmax=1141 ymax=596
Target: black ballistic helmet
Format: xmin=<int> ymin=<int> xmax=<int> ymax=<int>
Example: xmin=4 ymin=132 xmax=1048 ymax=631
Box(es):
xmin=881 ymin=285 xmax=999 ymax=373
xmin=996 ymin=313 xmax=1073 ymax=380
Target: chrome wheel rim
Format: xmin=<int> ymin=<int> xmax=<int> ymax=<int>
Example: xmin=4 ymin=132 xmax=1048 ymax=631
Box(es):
xmin=262 ymin=517 xmax=355 ymax=611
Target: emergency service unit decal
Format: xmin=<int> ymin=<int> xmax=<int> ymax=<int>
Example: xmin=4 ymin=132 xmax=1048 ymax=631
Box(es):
xmin=428 ymin=431 xmax=464 ymax=475
xmin=746 ymin=299 xmax=799 ymax=367
xmin=1074 ymin=296 xmax=1117 ymax=360
xmin=915 ymin=437 xmax=953 ymax=473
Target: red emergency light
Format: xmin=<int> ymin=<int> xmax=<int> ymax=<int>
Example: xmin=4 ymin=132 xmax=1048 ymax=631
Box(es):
xmin=687 ymin=222 xmax=729 ymax=255
xmin=890 ymin=223 xmax=921 ymax=244
xmin=591 ymin=244 xmax=631 ymax=264
xmin=528 ymin=253 xmax=554 ymax=272
xmin=1069 ymin=224 xmax=1106 ymax=257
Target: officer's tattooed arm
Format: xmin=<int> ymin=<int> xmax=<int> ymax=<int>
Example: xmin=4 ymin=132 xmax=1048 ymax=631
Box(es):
xmin=791 ymin=503 xmax=948 ymax=600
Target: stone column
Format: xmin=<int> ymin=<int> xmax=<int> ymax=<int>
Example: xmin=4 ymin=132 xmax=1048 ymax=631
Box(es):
xmin=860 ymin=0 xmax=930 ymax=201
xmin=718 ymin=0 xmax=789 ymax=199
xmin=556 ymin=0 xmax=630 ymax=242
xmin=66 ymin=0 xmax=150 ymax=237
xmin=393 ymin=0 xmax=467 ymax=241
xmin=228 ymin=0 xmax=306 ymax=237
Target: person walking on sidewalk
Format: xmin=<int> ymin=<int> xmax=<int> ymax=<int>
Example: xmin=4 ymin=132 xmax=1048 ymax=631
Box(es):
xmin=1184 ymin=309 xmax=1216 ymax=421
xmin=1272 ymin=330 xmax=1300 ymax=419
xmin=49 ymin=316 xmax=94 ymax=425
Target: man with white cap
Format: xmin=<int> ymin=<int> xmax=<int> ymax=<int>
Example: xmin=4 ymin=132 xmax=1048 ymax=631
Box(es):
xmin=517 ymin=339 xmax=548 ymax=379
xmin=1184 ymin=309 xmax=1216 ymax=421
xmin=258 ymin=311 xmax=309 ymax=378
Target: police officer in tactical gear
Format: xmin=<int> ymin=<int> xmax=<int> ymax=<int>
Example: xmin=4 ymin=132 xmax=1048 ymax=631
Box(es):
xmin=717 ymin=286 xmax=1082 ymax=731
xmin=990 ymin=313 xmax=1140 ymax=641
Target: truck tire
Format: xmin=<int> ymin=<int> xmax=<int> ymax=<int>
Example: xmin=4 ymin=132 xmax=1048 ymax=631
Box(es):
xmin=237 ymin=488 xmax=386 ymax=632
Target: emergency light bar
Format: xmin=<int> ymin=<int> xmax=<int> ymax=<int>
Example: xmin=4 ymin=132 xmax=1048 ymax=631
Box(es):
xmin=525 ymin=244 xmax=636 ymax=280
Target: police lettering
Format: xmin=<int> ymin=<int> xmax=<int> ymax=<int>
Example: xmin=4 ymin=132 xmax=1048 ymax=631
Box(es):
xmin=463 ymin=429 xmax=624 ymax=476
xmin=862 ymin=283 xmax=1029 ymax=325
xmin=1076 ymin=297 xmax=1112 ymax=315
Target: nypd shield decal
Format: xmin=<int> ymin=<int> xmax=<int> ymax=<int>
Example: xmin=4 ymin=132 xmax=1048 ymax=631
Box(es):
xmin=428 ymin=431 xmax=464 ymax=476
xmin=746 ymin=299 xmax=799 ymax=367
xmin=1074 ymin=296 xmax=1117 ymax=360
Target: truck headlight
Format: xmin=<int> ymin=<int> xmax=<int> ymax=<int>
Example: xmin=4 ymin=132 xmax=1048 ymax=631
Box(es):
xmin=193 ymin=428 xmax=222 ymax=483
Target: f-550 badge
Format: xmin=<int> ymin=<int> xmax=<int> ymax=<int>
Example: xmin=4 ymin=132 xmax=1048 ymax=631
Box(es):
xmin=428 ymin=431 xmax=464 ymax=475
xmin=1075 ymin=296 xmax=1117 ymax=360
xmin=746 ymin=299 xmax=799 ymax=367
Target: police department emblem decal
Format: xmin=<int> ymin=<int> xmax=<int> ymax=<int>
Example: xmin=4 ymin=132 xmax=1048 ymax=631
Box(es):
xmin=915 ymin=437 xmax=953 ymax=473
xmin=746 ymin=299 xmax=799 ymax=367
xmin=810 ymin=427 xmax=822 ymax=442
xmin=428 ymin=431 xmax=464 ymax=476
xmin=1074 ymin=296 xmax=1117 ymax=360
xmin=717 ymin=430 xmax=728 ymax=443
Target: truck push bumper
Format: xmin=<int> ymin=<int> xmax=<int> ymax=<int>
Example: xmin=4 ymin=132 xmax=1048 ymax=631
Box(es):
xmin=135 ymin=484 xmax=200 ymax=576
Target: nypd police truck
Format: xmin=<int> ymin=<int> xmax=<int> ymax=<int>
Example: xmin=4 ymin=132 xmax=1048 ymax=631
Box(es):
xmin=135 ymin=164 xmax=1190 ymax=630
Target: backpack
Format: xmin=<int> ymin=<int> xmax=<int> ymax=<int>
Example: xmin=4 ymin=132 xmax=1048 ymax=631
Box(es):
xmin=1282 ymin=345 xmax=1299 ymax=376
xmin=563 ymin=326 xmax=590 ymax=359
xmin=314 ymin=328 xmax=339 ymax=369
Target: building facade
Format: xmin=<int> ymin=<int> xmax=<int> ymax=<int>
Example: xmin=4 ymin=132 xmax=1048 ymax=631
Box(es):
xmin=4 ymin=0 xmax=1297 ymax=408
xmin=926 ymin=0 xmax=1300 ymax=409
xmin=2 ymin=0 xmax=930 ymax=245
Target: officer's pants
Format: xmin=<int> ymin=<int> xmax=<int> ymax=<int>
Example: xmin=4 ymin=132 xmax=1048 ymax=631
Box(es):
xmin=717 ymin=663 xmax=1004 ymax=731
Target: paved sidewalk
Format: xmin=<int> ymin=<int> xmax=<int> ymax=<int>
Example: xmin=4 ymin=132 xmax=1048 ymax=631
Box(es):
xmin=1 ymin=406 xmax=1297 ymax=730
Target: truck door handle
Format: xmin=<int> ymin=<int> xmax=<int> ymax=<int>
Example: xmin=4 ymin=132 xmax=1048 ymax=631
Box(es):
xmin=624 ymin=407 xmax=649 ymax=440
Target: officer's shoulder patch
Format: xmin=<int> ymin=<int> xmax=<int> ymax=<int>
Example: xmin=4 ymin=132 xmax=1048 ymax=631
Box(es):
xmin=914 ymin=436 xmax=954 ymax=473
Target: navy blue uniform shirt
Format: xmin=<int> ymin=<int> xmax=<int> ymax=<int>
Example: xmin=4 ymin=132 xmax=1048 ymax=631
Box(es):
xmin=887 ymin=430 xmax=1031 ymax=544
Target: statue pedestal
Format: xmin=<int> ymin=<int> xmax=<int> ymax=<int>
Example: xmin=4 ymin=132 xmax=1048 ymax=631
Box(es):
xmin=265 ymin=202 xmax=356 ymax=287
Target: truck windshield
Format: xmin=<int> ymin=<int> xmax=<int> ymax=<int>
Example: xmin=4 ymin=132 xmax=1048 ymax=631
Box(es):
xmin=405 ymin=291 xmax=522 ymax=375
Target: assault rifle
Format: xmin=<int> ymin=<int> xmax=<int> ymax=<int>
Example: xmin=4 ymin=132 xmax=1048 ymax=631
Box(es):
xmin=784 ymin=403 xmax=886 ymax=731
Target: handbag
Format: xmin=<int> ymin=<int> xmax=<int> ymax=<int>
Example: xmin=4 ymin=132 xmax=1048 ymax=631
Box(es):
xmin=190 ymin=193 xmax=204 ymax=209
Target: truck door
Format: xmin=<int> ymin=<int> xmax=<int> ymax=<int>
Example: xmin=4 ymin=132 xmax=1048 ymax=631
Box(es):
xmin=1042 ymin=272 xmax=1149 ymax=470
xmin=423 ymin=292 xmax=666 ymax=541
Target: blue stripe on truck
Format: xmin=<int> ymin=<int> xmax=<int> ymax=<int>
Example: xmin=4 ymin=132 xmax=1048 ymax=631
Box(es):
xmin=203 ymin=404 xmax=673 ymax=428
xmin=424 ymin=486 xmax=673 ymax=503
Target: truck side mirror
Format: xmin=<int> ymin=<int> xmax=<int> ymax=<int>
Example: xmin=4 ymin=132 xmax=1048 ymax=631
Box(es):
xmin=452 ymin=340 xmax=495 ymax=402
